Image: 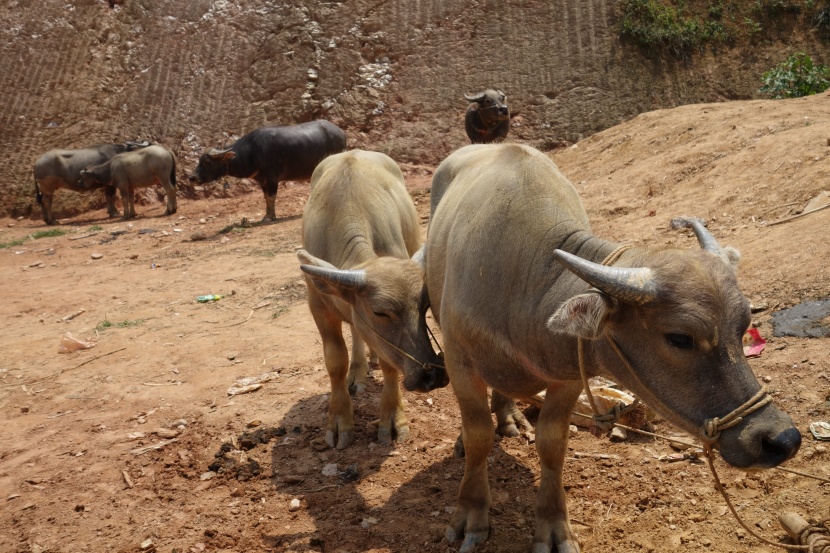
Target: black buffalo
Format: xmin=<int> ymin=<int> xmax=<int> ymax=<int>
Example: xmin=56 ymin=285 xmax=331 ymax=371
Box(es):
xmin=33 ymin=141 xmax=149 ymax=225
xmin=189 ymin=120 xmax=347 ymax=222
xmin=464 ymin=89 xmax=510 ymax=144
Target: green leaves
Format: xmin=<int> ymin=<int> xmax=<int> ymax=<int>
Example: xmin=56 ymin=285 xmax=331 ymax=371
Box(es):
xmin=760 ymin=52 xmax=830 ymax=98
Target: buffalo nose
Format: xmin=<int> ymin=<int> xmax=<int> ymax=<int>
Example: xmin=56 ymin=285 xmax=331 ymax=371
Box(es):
xmin=188 ymin=175 xmax=198 ymax=183
xmin=499 ymin=107 xmax=509 ymax=115
xmin=759 ymin=426 xmax=801 ymax=467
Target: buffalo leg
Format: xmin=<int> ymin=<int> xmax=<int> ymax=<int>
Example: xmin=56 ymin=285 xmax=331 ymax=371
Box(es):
xmin=348 ymin=330 xmax=370 ymax=395
xmin=40 ymin=193 xmax=55 ymax=225
xmin=105 ymin=187 xmax=119 ymax=218
xmin=122 ymin=185 xmax=135 ymax=220
xmin=532 ymin=380 xmax=583 ymax=553
xmin=376 ymin=360 xmax=410 ymax=444
xmin=307 ymin=289 xmax=354 ymax=449
xmin=446 ymin=354 xmax=493 ymax=553
xmin=455 ymin=391 xmax=534 ymax=458
xmin=262 ymin=179 xmax=278 ymax=222
xmin=161 ymin=177 xmax=177 ymax=215
xmin=492 ymin=391 xmax=534 ymax=438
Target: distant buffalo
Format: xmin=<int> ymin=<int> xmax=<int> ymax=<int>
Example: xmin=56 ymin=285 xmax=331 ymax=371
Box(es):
xmin=33 ymin=140 xmax=149 ymax=224
xmin=79 ymin=145 xmax=177 ymax=220
xmin=189 ymin=120 xmax=347 ymax=222
xmin=464 ymin=89 xmax=510 ymax=144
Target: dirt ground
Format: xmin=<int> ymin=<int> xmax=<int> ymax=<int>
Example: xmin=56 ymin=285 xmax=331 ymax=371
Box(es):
xmin=1 ymin=93 xmax=830 ymax=553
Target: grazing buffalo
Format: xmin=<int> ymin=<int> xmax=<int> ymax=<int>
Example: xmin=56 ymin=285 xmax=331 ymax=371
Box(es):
xmin=426 ymin=144 xmax=801 ymax=553
xmin=79 ymin=145 xmax=177 ymax=220
xmin=33 ymin=140 xmax=149 ymax=224
xmin=189 ymin=120 xmax=347 ymax=222
xmin=464 ymin=89 xmax=510 ymax=144
xmin=298 ymin=149 xmax=447 ymax=449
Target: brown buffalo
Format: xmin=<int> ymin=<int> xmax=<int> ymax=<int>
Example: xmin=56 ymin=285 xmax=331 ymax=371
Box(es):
xmin=79 ymin=145 xmax=176 ymax=220
xmin=298 ymin=149 xmax=447 ymax=450
xmin=426 ymin=143 xmax=800 ymax=553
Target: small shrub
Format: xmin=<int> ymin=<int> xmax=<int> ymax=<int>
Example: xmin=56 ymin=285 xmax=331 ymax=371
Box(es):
xmin=760 ymin=52 xmax=830 ymax=98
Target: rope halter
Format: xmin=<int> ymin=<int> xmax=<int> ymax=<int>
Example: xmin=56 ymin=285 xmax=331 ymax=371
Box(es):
xmin=699 ymin=387 xmax=773 ymax=445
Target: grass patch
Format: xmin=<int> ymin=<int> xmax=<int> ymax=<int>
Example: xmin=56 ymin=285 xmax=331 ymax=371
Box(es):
xmin=88 ymin=225 xmax=103 ymax=231
xmin=0 ymin=228 xmax=66 ymax=249
xmin=271 ymin=306 xmax=289 ymax=319
xmin=96 ymin=318 xmax=145 ymax=331
xmin=0 ymin=238 xmax=26 ymax=249
xmin=30 ymin=229 xmax=67 ymax=239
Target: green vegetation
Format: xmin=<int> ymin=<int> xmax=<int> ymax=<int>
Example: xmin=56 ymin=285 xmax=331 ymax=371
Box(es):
xmin=619 ymin=0 xmax=830 ymax=57
xmin=30 ymin=228 xmax=67 ymax=239
xmin=96 ymin=318 xmax=145 ymax=331
xmin=0 ymin=238 xmax=25 ymax=249
xmin=0 ymin=228 xmax=67 ymax=249
xmin=760 ymin=52 xmax=830 ymax=97
xmin=88 ymin=225 xmax=103 ymax=231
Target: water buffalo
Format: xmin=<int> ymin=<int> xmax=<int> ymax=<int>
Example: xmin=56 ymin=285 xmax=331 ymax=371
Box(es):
xmin=33 ymin=140 xmax=149 ymax=224
xmin=426 ymin=144 xmax=801 ymax=553
xmin=464 ymin=89 xmax=510 ymax=144
xmin=189 ymin=120 xmax=347 ymax=222
xmin=79 ymin=144 xmax=177 ymax=220
xmin=298 ymin=149 xmax=447 ymax=449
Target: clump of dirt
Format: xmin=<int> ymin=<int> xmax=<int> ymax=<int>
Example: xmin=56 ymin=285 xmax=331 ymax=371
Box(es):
xmin=209 ymin=426 xmax=288 ymax=480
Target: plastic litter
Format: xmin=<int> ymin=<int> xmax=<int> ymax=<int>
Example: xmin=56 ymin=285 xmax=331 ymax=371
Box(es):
xmin=58 ymin=332 xmax=97 ymax=353
xmin=742 ymin=328 xmax=766 ymax=357
xmin=196 ymin=294 xmax=222 ymax=302
xmin=809 ymin=421 xmax=830 ymax=441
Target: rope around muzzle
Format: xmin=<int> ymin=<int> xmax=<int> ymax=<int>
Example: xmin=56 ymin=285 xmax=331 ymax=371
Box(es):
xmin=352 ymin=310 xmax=445 ymax=374
xmin=578 ymin=244 xmax=812 ymax=551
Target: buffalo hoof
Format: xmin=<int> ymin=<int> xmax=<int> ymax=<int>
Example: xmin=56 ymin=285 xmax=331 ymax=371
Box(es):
xmin=532 ymin=541 xmax=579 ymax=553
xmin=378 ymin=421 xmax=410 ymax=445
xmin=261 ymin=215 xmax=275 ymax=223
xmin=446 ymin=525 xmax=489 ymax=553
xmin=326 ymin=428 xmax=355 ymax=450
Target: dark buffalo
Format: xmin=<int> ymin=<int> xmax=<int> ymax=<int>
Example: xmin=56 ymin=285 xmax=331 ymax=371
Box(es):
xmin=79 ymin=145 xmax=177 ymax=220
xmin=464 ymin=89 xmax=510 ymax=144
xmin=33 ymin=141 xmax=149 ymax=224
xmin=189 ymin=120 xmax=347 ymax=222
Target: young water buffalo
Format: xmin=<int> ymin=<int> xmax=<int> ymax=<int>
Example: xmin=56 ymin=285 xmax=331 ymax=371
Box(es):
xmin=298 ymin=149 xmax=447 ymax=449
xmin=79 ymin=145 xmax=177 ymax=220
xmin=464 ymin=89 xmax=510 ymax=144
xmin=33 ymin=140 xmax=148 ymax=224
xmin=426 ymin=144 xmax=801 ymax=553
xmin=189 ymin=120 xmax=346 ymax=222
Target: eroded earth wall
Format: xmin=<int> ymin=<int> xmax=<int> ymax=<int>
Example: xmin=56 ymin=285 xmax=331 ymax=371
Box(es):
xmin=1 ymin=0 xmax=827 ymax=218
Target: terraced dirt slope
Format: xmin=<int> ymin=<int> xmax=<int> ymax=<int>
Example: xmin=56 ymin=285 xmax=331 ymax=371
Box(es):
xmin=3 ymin=0 xmax=830 ymax=220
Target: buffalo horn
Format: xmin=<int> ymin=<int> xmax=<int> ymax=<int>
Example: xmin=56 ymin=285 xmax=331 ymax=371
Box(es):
xmin=464 ymin=91 xmax=485 ymax=103
xmin=670 ymin=216 xmax=729 ymax=262
xmin=207 ymin=147 xmax=232 ymax=159
xmin=300 ymin=264 xmax=367 ymax=291
xmin=553 ymin=249 xmax=657 ymax=305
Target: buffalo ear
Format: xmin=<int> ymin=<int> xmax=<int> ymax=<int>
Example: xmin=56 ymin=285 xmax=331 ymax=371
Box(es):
xmin=547 ymin=291 xmax=614 ymax=339
xmin=296 ymin=249 xmax=337 ymax=270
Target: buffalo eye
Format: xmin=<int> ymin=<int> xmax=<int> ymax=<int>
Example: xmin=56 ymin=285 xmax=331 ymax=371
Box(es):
xmin=666 ymin=333 xmax=694 ymax=350
xmin=372 ymin=310 xmax=391 ymax=319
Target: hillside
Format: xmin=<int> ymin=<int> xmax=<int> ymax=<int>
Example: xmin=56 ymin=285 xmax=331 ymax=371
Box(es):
xmin=3 ymin=0 xmax=830 ymax=220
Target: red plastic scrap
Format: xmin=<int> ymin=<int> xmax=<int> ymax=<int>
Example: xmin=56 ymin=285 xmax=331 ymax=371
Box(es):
xmin=742 ymin=328 xmax=766 ymax=358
